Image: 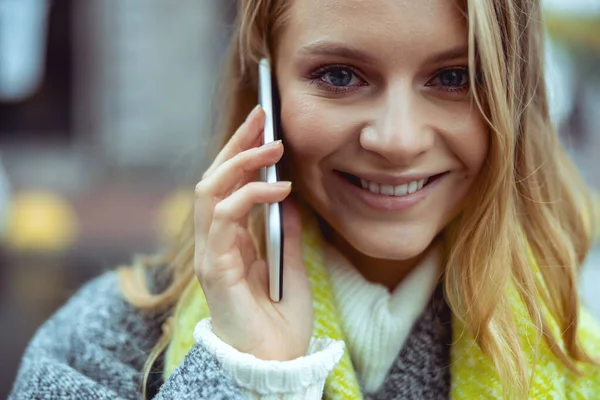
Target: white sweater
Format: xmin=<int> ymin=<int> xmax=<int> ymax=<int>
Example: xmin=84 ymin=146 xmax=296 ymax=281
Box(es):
xmin=195 ymin=244 xmax=441 ymax=399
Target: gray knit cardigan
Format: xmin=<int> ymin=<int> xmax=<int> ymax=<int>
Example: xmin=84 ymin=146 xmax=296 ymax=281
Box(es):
xmin=9 ymin=269 xmax=451 ymax=399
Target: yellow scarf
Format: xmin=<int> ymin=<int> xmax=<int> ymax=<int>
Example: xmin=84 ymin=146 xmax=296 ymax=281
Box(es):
xmin=163 ymin=209 xmax=600 ymax=399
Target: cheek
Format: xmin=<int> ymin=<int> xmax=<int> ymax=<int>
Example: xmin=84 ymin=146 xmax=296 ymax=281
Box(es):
xmin=446 ymin=111 xmax=489 ymax=177
xmin=281 ymin=97 xmax=322 ymax=158
xmin=280 ymin=94 xmax=356 ymax=164
xmin=280 ymin=96 xmax=326 ymax=187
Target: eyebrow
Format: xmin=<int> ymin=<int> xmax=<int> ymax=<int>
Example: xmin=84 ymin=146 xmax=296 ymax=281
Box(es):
xmin=299 ymin=41 xmax=469 ymax=65
xmin=299 ymin=41 xmax=377 ymax=64
xmin=424 ymin=45 xmax=469 ymax=64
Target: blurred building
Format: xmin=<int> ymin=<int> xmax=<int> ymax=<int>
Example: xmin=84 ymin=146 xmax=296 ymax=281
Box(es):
xmin=542 ymin=0 xmax=600 ymax=333
xmin=0 ymin=1 xmax=233 ymax=395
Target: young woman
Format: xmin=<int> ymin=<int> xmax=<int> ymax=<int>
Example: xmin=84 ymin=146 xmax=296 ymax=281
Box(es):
xmin=10 ymin=0 xmax=600 ymax=398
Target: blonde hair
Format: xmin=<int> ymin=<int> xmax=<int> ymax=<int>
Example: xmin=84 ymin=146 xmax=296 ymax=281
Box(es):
xmin=118 ymin=0 xmax=597 ymax=398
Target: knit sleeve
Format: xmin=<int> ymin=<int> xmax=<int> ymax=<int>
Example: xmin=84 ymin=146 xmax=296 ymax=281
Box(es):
xmin=8 ymin=271 xmax=248 ymax=399
xmin=193 ymin=318 xmax=345 ymax=400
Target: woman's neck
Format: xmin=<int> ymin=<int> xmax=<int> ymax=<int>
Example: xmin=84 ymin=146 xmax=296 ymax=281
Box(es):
xmin=328 ymin=231 xmax=426 ymax=291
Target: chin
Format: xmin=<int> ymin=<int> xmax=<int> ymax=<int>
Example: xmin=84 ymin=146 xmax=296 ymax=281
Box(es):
xmin=335 ymin=221 xmax=437 ymax=261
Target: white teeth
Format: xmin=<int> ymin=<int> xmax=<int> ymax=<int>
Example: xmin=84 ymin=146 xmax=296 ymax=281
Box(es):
xmin=359 ymin=177 xmax=429 ymax=197
xmin=393 ymin=184 xmax=408 ymax=196
xmin=408 ymin=181 xmax=417 ymax=194
xmin=368 ymin=181 xmax=380 ymax=194
xmin=380 ymin=184 xmax=394 ymax=195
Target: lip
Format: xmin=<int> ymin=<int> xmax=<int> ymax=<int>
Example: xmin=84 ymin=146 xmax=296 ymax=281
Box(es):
xmin=334 ymin=170 xmax=449 ymax=212
xmin=343 ymin=170 xmax=446 ymax=186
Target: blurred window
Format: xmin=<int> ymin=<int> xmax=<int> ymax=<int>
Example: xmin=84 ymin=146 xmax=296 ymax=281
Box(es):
xmin=0 ymin=0 xmax=72 ymax=144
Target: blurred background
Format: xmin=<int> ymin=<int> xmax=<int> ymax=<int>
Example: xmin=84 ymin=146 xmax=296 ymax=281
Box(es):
xmin=0 ymin=0 xmax=598 ymax=396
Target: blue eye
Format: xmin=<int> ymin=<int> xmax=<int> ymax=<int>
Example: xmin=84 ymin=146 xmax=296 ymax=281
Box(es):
xmin=425 ymin=67 xmax=470 ymax=94
xmin=322 ymin=67 xmax=354 ymax=86
xmin=309 ymin=65 xmax=366 ymax=93
xmin=438 ymin=69 xmax=468 ymax=87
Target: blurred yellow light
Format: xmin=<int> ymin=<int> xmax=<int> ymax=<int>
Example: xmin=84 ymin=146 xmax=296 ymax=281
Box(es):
xmin=157 ymin=188 xmax=193 ymax=243
xmin=5 ymin=191 xmax=78 ymax=252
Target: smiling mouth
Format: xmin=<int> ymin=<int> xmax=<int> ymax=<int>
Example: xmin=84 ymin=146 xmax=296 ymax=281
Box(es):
xmin=337 ymin=171 xmax=448 ymax=197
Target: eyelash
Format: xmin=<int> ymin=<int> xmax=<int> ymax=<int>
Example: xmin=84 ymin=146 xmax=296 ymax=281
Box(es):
xmin=426 ymin=67 xmax=470 ymax=94
xmin=307 ymin=65 xmax=471 ymax=94
xmin=308 ymin=64 xmax=366 ymax=93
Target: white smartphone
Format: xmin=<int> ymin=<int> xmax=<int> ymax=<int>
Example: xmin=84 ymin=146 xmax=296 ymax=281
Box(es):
xmin=258 ymin=58 xmax=284 ymax=302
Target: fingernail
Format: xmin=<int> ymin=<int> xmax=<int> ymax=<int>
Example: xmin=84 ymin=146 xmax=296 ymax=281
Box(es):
xmin=274 ymin=181 xmax=292 ymax=188
xmin=246 ymin=105 xmax=261 ymax=122
xmin=263 ymin=140 xmax=282 ymax=148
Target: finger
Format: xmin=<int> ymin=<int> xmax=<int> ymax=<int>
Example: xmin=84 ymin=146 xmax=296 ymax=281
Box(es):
xmin=193 ymin=140 xmax=283 ymax=249
xmin=203 ymin=105 xmax=265 ymax=179
xmin=203 ymin=182 xmax=292 ymax=272
xmin=202 ymin=140 xmax=283 ymax=199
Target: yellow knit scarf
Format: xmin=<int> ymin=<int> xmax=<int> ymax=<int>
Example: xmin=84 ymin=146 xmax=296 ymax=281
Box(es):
xmin=163 ymin=209 xmax=600 ymax=399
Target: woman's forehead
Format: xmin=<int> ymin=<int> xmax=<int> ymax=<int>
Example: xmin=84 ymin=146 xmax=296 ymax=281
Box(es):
xmin=280 ymin=0 xmax=468 ymax=61
xmin=278 ymin=0 xmax=468 ymax=66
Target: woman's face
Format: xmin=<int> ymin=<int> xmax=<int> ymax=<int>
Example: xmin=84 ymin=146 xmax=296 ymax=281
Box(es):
xmin=276 ymin=0 xmax=488 ymax=261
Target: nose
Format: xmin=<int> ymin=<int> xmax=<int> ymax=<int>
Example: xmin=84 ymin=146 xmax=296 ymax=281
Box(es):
xmin=359 ymin=84 xmax=434 ymax=165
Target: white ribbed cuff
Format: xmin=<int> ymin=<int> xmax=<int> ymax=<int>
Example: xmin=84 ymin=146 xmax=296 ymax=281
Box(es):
xmin=194 ymin=318 xmax=345 ymax=400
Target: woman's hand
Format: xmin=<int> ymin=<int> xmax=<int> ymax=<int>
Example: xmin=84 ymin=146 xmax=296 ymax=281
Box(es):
xmin=194 ymin=106 xmax=313 ymax=361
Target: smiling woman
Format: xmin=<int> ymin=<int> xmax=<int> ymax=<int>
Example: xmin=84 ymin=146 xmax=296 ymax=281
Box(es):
xmin=9 ymin=0 xmax=600 ymax=399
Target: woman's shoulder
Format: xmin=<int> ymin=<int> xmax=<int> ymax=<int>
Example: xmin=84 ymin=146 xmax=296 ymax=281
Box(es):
xmin=25 ymin=269 xmax=168 ymax=369
xmin=45 ymin=270 xmax=129 ymax=332
xmin=9 ymin=269 xmax=169 ymax=399
xmin=62 ymin=269 xmax=126 ymax=314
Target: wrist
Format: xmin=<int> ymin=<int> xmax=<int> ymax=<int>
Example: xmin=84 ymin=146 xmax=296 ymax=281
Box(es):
xmin=211 ymin=318 xmax=312 ymax=361
xmin=194 ymin=318 xmax=345 ymax=395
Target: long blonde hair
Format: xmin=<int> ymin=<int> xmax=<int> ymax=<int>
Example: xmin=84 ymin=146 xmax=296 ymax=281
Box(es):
xmin=118 ymin=0 xmax=597 ymax=398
